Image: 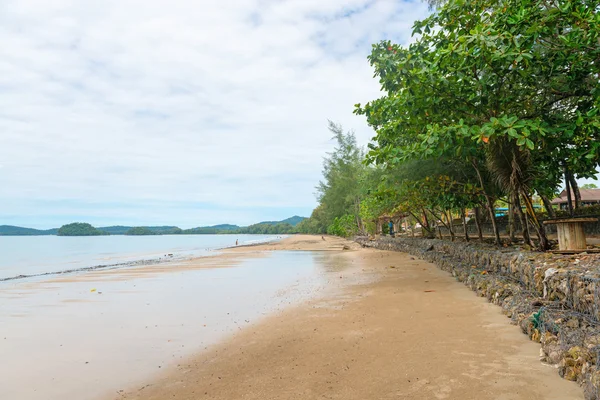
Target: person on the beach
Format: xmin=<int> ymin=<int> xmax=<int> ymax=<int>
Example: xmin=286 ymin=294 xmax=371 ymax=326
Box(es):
xmin=388 ymin=220 xmax=394 ymax=237
xmin=236 ymin=239 xmax=238 ymax=246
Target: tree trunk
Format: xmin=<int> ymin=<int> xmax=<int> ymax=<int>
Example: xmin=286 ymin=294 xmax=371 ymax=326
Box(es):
xmin=422 ymin=209 xmax=435 ymax=239
xmin=474 ymin=207 xmax=484 ymax=241
xmin=485 ymin=196 xmax=501 ymax=246
xmin=521 ymin=192 xmax=550 ymax=251
xmin=461 ymin=209 xmax=470 ymax=242
xmin=472 ymin=159 xmax=502 ymax=246
xmin=565 ymin=167 xmax=574 ymax=216
xmin=445 ymin=211 xmax=455 ymax=241
xmin=541 ymin=194 xmax=556 ymax=218
xmin=508 ymin=200 xmax=516 ymax=242
xmin=514 ymin=194 xmax=534 ymax=247
xmin=569 ymin=173 xmax=581 ymax=209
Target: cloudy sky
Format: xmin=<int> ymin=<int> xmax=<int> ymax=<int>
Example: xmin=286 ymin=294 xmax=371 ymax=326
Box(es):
xmin=0 ymin=0 xmax=430 ymax=229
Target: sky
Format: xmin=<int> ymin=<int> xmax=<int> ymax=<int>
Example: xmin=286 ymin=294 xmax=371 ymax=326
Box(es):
xmin=0 ymin=0 xmax=432 ymax=229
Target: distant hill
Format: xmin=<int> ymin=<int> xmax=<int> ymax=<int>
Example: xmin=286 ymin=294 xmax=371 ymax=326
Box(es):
xmin=1 ymin=217 xmax=306 ymax=236
xmin=181 ymin=226 xmax=235 ymax=234
xmin=207 ymin=224 xmax=239 ymax=230
xmin=125 ymin=227 xmax=159 ymax=235
xmin=0 ymin=225 xmax=58 ymax=236
xmin=257 ymin=216 xmax=306 ymax=226
xmin=99 ymin=226 xmax=182 ymax=235
xmin=97 ymin=225 xmax=131 ymax=235
xmin=57 ymin=223 xmax=109 ymax=236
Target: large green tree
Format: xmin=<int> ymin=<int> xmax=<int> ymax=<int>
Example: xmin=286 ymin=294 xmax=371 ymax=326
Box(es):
xmin=315 ymin=122 xmax=367 ymax=235
xmin=356 ymin=0 xmax=600 ymax=250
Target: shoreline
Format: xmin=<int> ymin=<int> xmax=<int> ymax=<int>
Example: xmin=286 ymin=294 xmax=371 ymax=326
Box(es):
xmin=113 ymin=235 xmax=582 ymax=400
xmin=0 ymin=235 xmax=283 ymax=283
xmin=0 ymin=235 xmax=356 ymax=400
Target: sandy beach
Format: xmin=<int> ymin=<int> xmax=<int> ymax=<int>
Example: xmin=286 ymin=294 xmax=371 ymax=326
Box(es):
xmin=113 ymin=235 xmax=582 ymax=400
xmin=1 ymin=236 xmax=340 ymax=400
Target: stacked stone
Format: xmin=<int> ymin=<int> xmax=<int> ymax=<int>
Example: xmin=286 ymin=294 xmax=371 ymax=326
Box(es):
xmin=356 ymin=236 xmax=600 ymax=399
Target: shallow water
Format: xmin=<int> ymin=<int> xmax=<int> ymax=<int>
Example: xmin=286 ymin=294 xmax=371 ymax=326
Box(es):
xmin=0 ymin=234 xmax=279 ymax=280
xmin=0 ymin=250 xmax=359 ymax=400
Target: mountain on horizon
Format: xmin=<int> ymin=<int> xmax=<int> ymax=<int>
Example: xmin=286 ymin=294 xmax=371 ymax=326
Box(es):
xmin=0 ymin=225 xmax=58 ymax=236
xmin=256 ymin=216 xmax=306 ymax=226
xmin=98 ymin=226 xmax=181 ymax=235
xmin=202 ymin=224 xmax=239 ymax=230
xmin=0 ymin=216 xmax=306 ymax=236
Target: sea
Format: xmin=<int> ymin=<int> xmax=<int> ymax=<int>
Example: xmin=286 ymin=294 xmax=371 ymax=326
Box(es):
xmin=0 ymin=234 xmax=368 ymax=400
xmin=0 ymin=234 xmax=279 ymax=281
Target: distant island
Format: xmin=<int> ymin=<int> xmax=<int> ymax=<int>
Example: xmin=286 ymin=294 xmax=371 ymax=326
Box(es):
xmin=57 ymin=223 xmax=110 ymax=236
xmin=124 ymin=227 xmax=159 ymax=235
xmin=0 ymin=216 xmax=307 ymax=236
xmin=0 ymin=225 xmax=58 ymax=236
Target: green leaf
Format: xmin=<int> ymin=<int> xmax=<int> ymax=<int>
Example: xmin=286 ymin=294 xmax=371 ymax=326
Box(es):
xmin=525 ymin=139 xmax=534 ymax=150
xmin=507 ymin=128 xmax=518 ymax=138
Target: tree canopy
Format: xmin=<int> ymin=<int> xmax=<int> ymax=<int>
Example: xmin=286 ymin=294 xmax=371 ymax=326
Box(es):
xmin=301 ymin=0 xmax=599 ymax=249
xmin=57 ymin=223 xmax=109 ymax=236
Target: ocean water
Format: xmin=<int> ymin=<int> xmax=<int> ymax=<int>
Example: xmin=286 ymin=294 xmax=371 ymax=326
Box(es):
xmin=0 ymin=249 xmax=362 ymax=400
xmin=0 ymin=234 xmax=280 ymax=281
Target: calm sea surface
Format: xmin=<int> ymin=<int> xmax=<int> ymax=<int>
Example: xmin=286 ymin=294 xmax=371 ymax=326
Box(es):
xmin=0 ymin=234 xmax=280 ymax=280
xmin=0 ymin=243 xmax=366 ymax=400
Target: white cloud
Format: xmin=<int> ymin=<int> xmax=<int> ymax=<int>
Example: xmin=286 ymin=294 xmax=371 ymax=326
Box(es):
xmin=0 ymin=0 xmax=430 ymax=227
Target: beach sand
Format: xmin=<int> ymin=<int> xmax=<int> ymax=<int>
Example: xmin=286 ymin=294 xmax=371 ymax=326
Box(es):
xmin=114 ymin=235 xmax=582 ymax=400
xmin=1 ymin=236 xmax=347 ymax=400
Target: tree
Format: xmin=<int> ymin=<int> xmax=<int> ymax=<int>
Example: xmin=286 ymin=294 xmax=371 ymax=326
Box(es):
xmin=57 ymin=223 xmax=109 ymax=236
xmin=355 ymin=0 xmax=600 ymax=250
xmin=125 ymin=227 xmax=159 ymax=235
xmin=308 ymin=122 xmax=367 ymax=235
xmin=582 ymin=183 xmax=598 ymax=190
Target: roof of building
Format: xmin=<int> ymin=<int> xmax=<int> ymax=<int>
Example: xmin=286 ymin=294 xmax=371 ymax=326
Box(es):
xmin=551 ymin=188 xmax=600 ymax=204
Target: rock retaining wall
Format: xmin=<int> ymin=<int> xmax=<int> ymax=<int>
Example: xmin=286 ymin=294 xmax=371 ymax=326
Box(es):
xmin=356 ymin=236 xmax=600 ymax=399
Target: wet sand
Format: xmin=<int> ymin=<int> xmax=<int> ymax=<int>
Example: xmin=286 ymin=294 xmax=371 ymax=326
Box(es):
xmin=115 ymin=235 xmax=582 ymax=400
xmin=1 ymin=238 xmax=354 ymax=400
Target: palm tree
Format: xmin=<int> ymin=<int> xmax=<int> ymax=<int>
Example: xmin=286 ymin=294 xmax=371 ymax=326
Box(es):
xmin=486 ymin=138 xmax=550 ymax=250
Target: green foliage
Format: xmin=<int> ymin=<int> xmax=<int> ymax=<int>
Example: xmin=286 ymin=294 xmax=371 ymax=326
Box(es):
xmin=125 ymin=227 xmax=159 ymax=235
xmin=296 ymin=205 xmax=329 ymax=234
xmin=351 ymin=0 xmax=600 ymax=249
xmin=316 ymin=122 xmax=365 ymax=224
xmin=582 ymin=183 xmax=599 ymax=190
xmin=57 ymin=223 xmax=109 ymax=236
xmin=0 ymin=225 xmax=58 ymax=236
xmin=235 ymin=223 xmax=296 ymax=235
xmin=300 ymin=122 xmax=370 ymax=236
xmin=327 ymin=214 xmax=360 ymax=237
xmin=99 ymin=226 xmax=182 ymax=235
xmin=554 ymin=204 xmax=600 ymax=218
xmin=256 ymin=216 xmax=306 ymax=227
xmin=2 ymin=218 xmax=304 ymax=237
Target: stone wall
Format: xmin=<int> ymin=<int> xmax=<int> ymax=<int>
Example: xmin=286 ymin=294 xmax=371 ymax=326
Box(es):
xmin=356 ymin=236 xmax=600 ymax=399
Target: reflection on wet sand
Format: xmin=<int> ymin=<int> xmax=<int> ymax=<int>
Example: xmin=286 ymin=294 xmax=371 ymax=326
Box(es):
xmin=0 ymin=240 xmax=365 ymax=400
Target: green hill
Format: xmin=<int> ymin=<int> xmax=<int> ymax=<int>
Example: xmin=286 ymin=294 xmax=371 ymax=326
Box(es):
xmin=97 ymin=225 xmax=131 ymax=235
xmin=207 ymin=224 xmax=239 ymax=230
xmin=125 ymin=227 xmax=159 ymax=235
xmin=57 ymin=223 xmax=109 ymax=236
xmin=0 ymin=225 xmax=58 ymax=236
xmin=257 ymin=216 xmax=306 ymax=226
xmin=2 ymin=217 xmax=306 ymax=236
xmin=98 ymin=226 xmax=182 ymax=235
